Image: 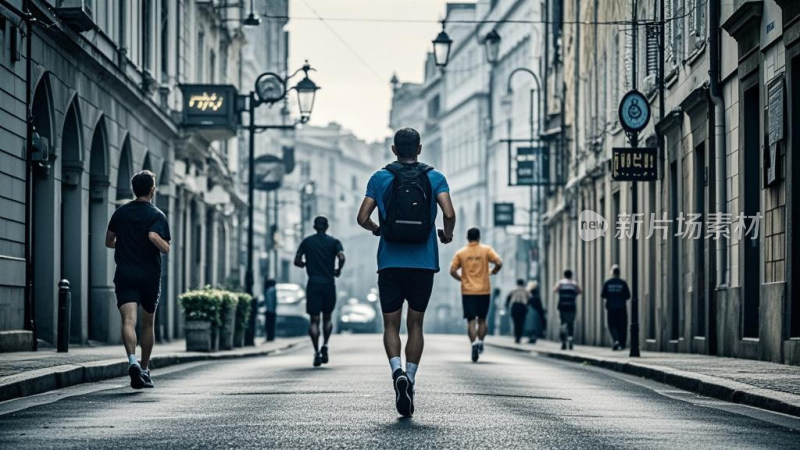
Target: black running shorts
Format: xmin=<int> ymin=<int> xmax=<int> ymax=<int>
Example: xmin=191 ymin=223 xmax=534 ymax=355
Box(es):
xmin=116 ymin=283 xmax=160 ymax=314
xmin=462 ymin=294 xmax=491 ymax=320
xmin=377 ymin=268 xmax=435 ymax=314
xmin=306 ymin=282 xmax=336 ymax=316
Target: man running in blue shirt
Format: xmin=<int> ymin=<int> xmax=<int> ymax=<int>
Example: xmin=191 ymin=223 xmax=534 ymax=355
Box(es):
xmin=357 ymin=127 xmax=456 ymax=417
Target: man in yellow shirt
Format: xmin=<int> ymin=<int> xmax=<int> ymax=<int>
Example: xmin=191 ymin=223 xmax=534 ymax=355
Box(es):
xmin=449 ymin=227 xmax=503 ymax=362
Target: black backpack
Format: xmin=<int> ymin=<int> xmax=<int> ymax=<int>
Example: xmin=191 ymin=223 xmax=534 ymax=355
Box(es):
xmin=380 ymin=162 xmax=434 ymax=244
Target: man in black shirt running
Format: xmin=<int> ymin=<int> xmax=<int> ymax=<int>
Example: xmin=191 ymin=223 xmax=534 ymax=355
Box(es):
xmin=601 ymin=264 xmax=631 ymax=350
xmin=105 ymin=170 xmax=171 ymax=389
xmin=294 ymin=216 xmax=345 ymax=367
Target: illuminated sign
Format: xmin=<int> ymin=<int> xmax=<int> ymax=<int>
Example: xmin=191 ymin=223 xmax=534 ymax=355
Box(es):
xmin=179 ymin=84 xmax=239 ymax=131
xmin=612 ymin=147 xmax=658 ymax=181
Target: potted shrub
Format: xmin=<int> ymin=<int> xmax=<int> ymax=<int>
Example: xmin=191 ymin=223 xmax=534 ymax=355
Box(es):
xmin=233 ymin=293 xmax=252 ymax=348
xmin=179 ymin=289 xmax=222 ymax=352
xmin=218 ymin=291 xmax=238 ymax=350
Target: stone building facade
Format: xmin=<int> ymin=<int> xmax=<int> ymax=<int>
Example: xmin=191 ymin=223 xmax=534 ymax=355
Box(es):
xmin=541 ymin=0 xmax=800 ymax=365
xmin=0 ymin=0 xmax=280 ymax=351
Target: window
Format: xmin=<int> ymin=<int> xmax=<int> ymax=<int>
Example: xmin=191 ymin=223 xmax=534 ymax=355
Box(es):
xmin=428 ymin=95 xmax=440 ymax=119
xmin=689 ymin=0 xmax=705 ymax=47
xmin=196 ymin=31 xmax=204 ymax=82
xmin=160 ymin=0 xmax=169 ymax=82
xmin=672 ymin=0 xmax=685 ymax=64
xmin=142 ymin=0 xmax=152 ymax=71
xmin=0 ymin=17 xmax=5 ymax=62
xmin=220 ymin=43 xmax=229 ymax=83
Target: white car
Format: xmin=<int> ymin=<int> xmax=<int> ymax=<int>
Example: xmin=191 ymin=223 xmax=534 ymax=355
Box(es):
xmin=275 ymin=283 xmax=309 ymax=337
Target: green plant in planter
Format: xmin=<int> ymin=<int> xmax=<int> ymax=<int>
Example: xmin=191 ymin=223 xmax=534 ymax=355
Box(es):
xmin=236 ymin=293 xmax=252 ymax=330
xmin=179 ymin=289 xmax=223 ymax=327
xmin=219 ymin=291 xmax=237 ymax=333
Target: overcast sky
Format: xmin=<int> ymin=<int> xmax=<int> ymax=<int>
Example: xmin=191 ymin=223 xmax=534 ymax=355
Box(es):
xmin=287 ymin=0 xmax=457 ymax=143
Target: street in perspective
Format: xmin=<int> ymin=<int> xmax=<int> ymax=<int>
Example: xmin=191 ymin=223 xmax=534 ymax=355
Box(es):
xmin=1 ymin=0 xmax=800 ymax=449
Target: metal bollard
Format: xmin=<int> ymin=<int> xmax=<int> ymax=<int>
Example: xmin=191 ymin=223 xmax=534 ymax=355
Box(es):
xmin=57 ymin=279 xmax=71 ymax=353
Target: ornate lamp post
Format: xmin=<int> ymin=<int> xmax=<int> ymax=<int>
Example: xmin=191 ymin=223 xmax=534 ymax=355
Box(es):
xmin=432 ymin=22 xmax=453 ymax=67
xmin=244 ymin=62 xmax=319 ymax=345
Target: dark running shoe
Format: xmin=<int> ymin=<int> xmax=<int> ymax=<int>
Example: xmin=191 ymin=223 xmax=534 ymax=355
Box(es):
xmin=313 ymin=352 xmax=323 ymax=367
xmin=141 ymin=369 xmax=154 ymax=388
xmin=393 ymin=369 xmax=412 ymax=417
xmin=128 ymin=364 xmax=145 ymax=389
xmin=568 ymin=339 xmax=574 ymax=350
xmin=478 ymin=342 xmax=484 ymax=354
xmin=406 ymin=380 xmax=415 ymax=416
xmin=561 ymin=341 xmax=567 ymax=350
xmin=320 ymin=346 xmax=329 ymax=364
xmin=471 ymin=344 xmax=479 ymax=363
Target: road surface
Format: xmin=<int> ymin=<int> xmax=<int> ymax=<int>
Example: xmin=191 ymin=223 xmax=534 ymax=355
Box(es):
xmin=1 ymin=334 xmax=798 ymax=448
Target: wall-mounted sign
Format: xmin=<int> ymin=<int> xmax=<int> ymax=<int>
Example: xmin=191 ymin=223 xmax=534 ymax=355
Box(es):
xmin=766 ymin=74 xmax=784 ymax=187
xmin=612 ymin=147 xmax=658 ymax=181
xmin=179 ymin=84 xmax=239 ymax=132
xmin=493 ymin=202 xmax=515 ymax=227
xmin=618 ymin=89 xmax=651 ymax=133
xmin=255 ymin=73 xmax=286 ymax=104
xmin=254 ymin=154 xmax=285 ymax=191
xmin=509 ymin=145 xmax=550 ymax=186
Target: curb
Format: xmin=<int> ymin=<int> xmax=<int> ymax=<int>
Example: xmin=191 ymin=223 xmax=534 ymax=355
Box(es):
xmin=488 ymin=342 xmax=800 ymax=418
xmin=0 ymin=340 xmax=303 ymax=403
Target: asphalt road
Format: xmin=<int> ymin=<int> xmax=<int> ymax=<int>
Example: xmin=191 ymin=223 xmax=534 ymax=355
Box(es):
xmin=1 ymin=334 xmax=799 ymax=449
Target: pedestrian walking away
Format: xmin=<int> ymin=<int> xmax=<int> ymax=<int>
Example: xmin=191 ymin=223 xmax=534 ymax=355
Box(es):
xmin=294 ymin=216 xmax=345 ymax=367
xmin=527 ymin=280 xmax=546 ymax=343
xmin=357 ymin=127 xmax=456 ymax=417
xmin=552 ymin=270 xmax=581 ymax=350
xmin=602 ymin=264 xmax=631 ymax=351
xmin=105 ymin=170 xmax=171 ymax=389
xmin=264 ymin=279 xmax=278 ymax=342
xmin=450 ymin=227 xmax=502 ymax=361
xmin=506 ymin=279 xmax=529 ymax=344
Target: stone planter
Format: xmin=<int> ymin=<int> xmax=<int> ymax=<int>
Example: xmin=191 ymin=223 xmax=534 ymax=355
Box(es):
xmin=233 ymin=323 xmax=245 ymax=348
xmin=185 ymin=320 xmax=213 ymax=352
xmin=218 ymin=307 xmax=236 ymax=351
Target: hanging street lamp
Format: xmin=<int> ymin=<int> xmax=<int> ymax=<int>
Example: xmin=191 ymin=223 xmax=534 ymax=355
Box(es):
xmin=432 ymin=22 xmax=453 ymax=67
xmin=483 ymin=29 xmax=501 ymax=65
xmin=292 ymin=63 xmax=320 ymax=122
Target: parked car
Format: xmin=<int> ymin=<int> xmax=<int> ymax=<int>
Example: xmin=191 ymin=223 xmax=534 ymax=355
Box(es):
xmin=337 ymin=298 xmax=379 ymax=333
xmin=275 ymin=283 xmax=309 ymax=337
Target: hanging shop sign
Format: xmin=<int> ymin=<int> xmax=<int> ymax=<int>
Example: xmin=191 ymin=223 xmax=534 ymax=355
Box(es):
xmin=493 ymin=202 xmax=515 ymax=227
xmin=509 ymin=145 xmax=550 ymax=186
xmin=612 ymin=147 xmax=658 ymax=181
xmin=618 ymin=89 xmax=651 ymax=133
xmin=180 ymin=84 xmax=239 ymax=131
xmin=254 ymin=154 xmax=285 ymax=191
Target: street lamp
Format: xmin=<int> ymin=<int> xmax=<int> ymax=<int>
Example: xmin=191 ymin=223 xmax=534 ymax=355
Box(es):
xmin=243 ymin=63 xmax=320 ymax=345
xmin=242 ymin=0 xmax=261 ymax=26
xmin=482 ymin=29 xmax=501 ymax=65
xmin=432 ymin=22 xmax=453 ymax=67
xmin=293 ymin=64 xmax=320 ymax=121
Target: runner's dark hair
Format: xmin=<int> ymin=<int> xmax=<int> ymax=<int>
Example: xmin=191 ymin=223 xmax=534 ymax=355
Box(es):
xmin=394 ymin=127 xmax=421 ymax=159
xmin=132 ymin=170 xmax=156 ymax=198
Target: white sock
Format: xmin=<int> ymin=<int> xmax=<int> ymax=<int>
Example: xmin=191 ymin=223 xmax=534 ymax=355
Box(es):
xmin=476 ymin=339 xmax=483 ymax=345
xmin=389 ymin=356 xmax=402 ymax=374
xmin=128 ymin=354 xmax=139 ymax=367
xmin=406 ymin=362 xmax=418 ymax=384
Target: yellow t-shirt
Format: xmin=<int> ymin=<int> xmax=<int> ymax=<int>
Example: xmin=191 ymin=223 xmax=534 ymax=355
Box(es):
xmin=450 ymin=242 xmax=502 ymax=295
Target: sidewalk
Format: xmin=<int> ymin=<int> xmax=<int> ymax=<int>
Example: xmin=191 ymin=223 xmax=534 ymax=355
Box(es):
xmin=488 ymin=337 xmax=800 ymax=417
xmin=0 ymin=337 xmax=306 ymax=403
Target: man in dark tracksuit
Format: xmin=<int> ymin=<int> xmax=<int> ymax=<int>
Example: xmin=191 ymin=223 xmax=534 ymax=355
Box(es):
xmin=601 ymin=264 xmax=631 ymax=351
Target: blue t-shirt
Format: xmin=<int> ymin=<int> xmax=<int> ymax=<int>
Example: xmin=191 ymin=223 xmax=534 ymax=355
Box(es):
xmin=365 ymin=164 xmax=449 ymax=272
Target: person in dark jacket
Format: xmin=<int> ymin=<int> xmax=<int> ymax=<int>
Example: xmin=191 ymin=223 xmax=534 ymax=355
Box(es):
xmin=526 ymin=280 xmax=546 ymax=343
xmin=601 ymin=264 xmax=631 ymax=351
xmin=506 ymin=279 xmax=529 ymax=343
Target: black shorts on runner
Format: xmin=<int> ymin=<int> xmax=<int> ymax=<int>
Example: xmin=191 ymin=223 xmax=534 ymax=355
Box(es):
xmin=116 ymin=283 xmax=160 ymax=314
xmin=377 ymin=268 xmax=435 ymax=314
xmin=462 ymin=294 xmax=491 ymax=320
xmin=306 ymin=282 xmax=336 ymax=316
